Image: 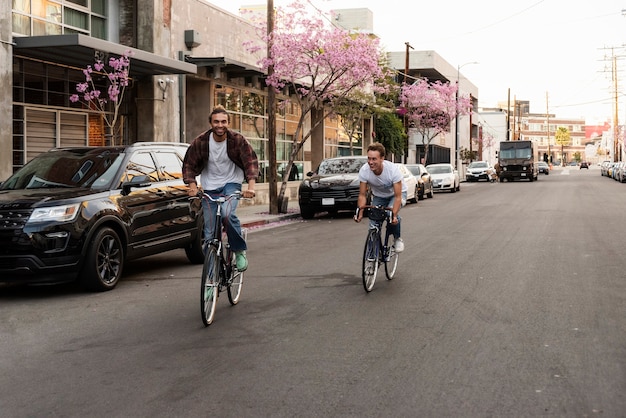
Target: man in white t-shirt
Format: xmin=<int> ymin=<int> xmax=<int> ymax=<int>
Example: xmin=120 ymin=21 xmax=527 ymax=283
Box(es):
xmin=354 ymin=142 xmax=407 ymax=252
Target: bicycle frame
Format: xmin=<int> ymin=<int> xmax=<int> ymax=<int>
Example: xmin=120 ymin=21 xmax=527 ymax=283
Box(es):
xmin=194 ymin=191 xmax=246 ymax=326
xmin=357 ymin=205 xmax=399 ymax=292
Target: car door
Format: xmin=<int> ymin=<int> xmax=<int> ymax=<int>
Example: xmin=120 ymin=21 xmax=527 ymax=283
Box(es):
xmin=117 ymin=150 xmax=175 ymax=251
xmin=151 ymin=148 xmax=197 ymax=239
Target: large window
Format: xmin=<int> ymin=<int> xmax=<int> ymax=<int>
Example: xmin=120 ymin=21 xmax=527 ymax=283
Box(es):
xmin=12 ymin=57 xmax=127 ymax=172
xmin=324 ymin=114 xmax=363 ymax=158
xmin=214 ymin=85 xmax=304 ymax=183
xmin=12 ymin=0 xmax=107 ymax=39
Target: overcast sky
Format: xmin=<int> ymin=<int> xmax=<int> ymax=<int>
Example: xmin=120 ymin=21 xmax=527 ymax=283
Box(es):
xmin=207 ymin=0 xmax=625 ymax=123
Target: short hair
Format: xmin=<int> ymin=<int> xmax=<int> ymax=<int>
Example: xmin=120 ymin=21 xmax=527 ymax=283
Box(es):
xmin=209 ymin=105 xmax=229 ymax=122
xmin=367 ymin=142 xmax=386 ymax=158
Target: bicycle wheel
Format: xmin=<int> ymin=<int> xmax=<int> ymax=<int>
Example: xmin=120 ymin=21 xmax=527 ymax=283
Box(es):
xmin=200 ymin=246 xmax=220 ymax=326
xmin=384 ymin=235 xmax=399 ymax=280
xmin=227 ymin=251 xmax=243 ymax=305
xmin=362 ymin=229 xmax=379 ymax=292
xmin=227 ymin=228 xmax=246 ymax=305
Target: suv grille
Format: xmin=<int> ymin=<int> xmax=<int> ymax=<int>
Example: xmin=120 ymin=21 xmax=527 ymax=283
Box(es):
xmin=0 ymin=209 xmax=32 ymax=230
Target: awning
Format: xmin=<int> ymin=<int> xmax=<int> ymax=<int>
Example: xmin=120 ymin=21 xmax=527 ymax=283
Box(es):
xmin=185 ymin=56 xmax=263 ymax=78
xmin=14 ymin=34 xmax=197 ymax=77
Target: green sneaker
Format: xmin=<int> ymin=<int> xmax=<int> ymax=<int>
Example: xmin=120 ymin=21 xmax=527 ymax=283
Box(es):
xmin=235 ymin=251 xmax=248 ymax=272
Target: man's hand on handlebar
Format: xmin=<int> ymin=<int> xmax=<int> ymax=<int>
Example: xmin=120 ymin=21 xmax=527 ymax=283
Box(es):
xmin=241 ymin=189 xmax=256 ymax=199
xmin=354 ymin=207 xmax=364 ymax=223
xmin=187 ymin=182 xmax=199 ymax=198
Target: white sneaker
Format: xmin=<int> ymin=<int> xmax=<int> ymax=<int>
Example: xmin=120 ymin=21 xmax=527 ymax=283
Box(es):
xmin=394 ymin=238 xmax=404 ymax=253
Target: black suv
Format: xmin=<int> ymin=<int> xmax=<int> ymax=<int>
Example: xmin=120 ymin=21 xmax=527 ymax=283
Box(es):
xmin=0 ymin=142 xmax=204 ymax=291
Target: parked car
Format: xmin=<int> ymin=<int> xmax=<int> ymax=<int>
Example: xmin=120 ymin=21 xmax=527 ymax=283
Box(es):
xmin=405 ymin=164 xmax=434 ymax=200
xmin=611 ymin=161 xmax=624 ymax=183
xmin=580 ymin=161 xmax=589 ymax=169
xmin=537 ymin=161 xmax=550 ymax=174
xmin=298 ymin=156 xmax=368 ymax=219
xmin=426 ymin=163 xmax=460 ymax=193
xmin=600 ymin=160 xmax=612 ymax=176
xmin=465 ymin=161 xmax=495 ymax=182
xmin=395 ymin=163 xmax=419 ymax=204
xmin=0 ymin=142 xmax=204 ymax=291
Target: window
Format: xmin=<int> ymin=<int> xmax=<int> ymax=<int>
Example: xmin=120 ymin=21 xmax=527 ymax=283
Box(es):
xmin=123 ymin=152 xmax=159 ymax=183
xmin=155 ymin=152 xmax=183 ymax=181
xmin=12 ymin=0 xmax=107 ymax=39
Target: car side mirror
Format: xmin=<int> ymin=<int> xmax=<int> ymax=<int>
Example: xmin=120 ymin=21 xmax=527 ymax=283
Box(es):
xmin=121 ymin=175 xmax=152 ymax=196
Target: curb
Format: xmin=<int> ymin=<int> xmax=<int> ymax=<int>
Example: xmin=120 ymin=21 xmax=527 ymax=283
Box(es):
xmin=241 ymin=212 xmax=301 ymax=229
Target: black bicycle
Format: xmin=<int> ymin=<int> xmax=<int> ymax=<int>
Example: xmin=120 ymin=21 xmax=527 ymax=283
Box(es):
xmin=356 ymin=205 xmax=399 ymax=292
xmin=192 ymin=191 xmax=247 ymax=326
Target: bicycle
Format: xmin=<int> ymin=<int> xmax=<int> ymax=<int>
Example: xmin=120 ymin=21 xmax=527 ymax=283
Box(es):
xmin=355 ymin=205 xmax=399 ymax=292
xmin=191 ymin=191 xmax=248 ymax=326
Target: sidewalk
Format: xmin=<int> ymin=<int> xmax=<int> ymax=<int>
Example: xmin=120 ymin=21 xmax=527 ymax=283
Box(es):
xmin=238 ymin=198 xmax=302 ymax=230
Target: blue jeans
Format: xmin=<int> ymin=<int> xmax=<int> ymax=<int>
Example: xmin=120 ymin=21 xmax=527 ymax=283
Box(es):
xmin=370 ymin=192 xmax=406 ymax=239
xmin=201 ymin=183 xmax=247 ymax=252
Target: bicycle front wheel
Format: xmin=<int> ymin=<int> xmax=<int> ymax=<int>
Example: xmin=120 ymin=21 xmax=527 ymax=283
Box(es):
xmin=201 ymin=246 xmax=220 ymax=326
xmin=384 ymin=235 xmax=399 ymax=280
xmin=227 ymin=251 xmax=244 ymax=305
xmin=227 ymin=228 xmax=246 ymax=305
xmin=362 ymin=229 xmax=379 ymax=292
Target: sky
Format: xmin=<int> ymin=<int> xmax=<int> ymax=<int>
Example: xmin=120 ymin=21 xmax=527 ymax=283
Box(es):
xmin=207 ymin=0 xmax=625 ymax=123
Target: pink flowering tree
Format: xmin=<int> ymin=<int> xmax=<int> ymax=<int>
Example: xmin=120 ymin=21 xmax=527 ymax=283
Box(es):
xmin=400 ymin=79 xmax=471 ymax=165
xmin=245 ymin=1 xmax=387 ymax=208
xmin=70 ymin=51 xmax=132 ymax=145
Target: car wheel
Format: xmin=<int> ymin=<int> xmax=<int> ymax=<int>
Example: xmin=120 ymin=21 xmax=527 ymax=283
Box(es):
xmin=184 ymin=216 xmax=205 ymax=264
xmin=427 ymin=187 xmax=433 ymax=198
xmin=300 ymin=206 xmax=315 ymax=220
xmin=81 ymin=227 xmax=124 ymax=292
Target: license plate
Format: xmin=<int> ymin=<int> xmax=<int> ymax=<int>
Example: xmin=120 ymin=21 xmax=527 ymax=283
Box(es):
xmin=322 ymin=198 xmax=335 ymax=205
xmin=521 ymin=173 xmax=527 ymax=176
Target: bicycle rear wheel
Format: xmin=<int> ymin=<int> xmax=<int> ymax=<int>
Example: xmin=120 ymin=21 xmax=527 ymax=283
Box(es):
xmin=362 ymin=229 xmax=379 ymax=292
xmin=201 ymin=246 xmax=220 ymax=326
xmin=384 ymin=235 xmax=399 ymax=280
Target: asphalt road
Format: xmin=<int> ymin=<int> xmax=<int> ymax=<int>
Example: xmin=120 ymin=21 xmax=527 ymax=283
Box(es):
xmin=1 ymin=166 xmax=625 ymax=417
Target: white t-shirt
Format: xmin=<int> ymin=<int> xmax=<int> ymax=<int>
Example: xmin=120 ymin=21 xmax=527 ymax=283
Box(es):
xmin=358 ymin=160 xmax=406 ymax=198
xmin=200 ymin=133 xmax=244 ymax=190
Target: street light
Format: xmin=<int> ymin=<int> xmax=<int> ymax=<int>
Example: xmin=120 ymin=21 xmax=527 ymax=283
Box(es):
xmin=455 ymin=61 xmax=478 ymax=178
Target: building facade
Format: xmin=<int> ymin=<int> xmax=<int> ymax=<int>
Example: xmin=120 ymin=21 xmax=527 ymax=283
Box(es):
xmin=3 ymin=1 xmax=380 ymax=204
xmin=3 ymin=1 xmax=480 ymax=198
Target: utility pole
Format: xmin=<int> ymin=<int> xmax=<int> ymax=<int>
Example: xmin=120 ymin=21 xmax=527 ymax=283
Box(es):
xmin=546 ymin=92 xmax=551 ymax=164
xmin=403 ymin=42 xmax=414 ymax=163
xmin=267 ymin=0 xmax=278 ymax=214
xmin=506 ymin=88 xmax=510 ymax=141
xmin=612 ymin=53 xmax=620 ymax=162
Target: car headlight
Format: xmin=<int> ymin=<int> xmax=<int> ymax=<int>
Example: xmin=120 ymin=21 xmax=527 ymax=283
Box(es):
xmin=28 ymin=203 xmax=81 ymax=223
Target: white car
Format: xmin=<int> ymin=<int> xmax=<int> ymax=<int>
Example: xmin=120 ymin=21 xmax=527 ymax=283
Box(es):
xmin=466 ymin=161 xmax=496 ymax=182
xmin=395 ymin=163 xmax=419 ymax=203
xmin=426 ymin=163 xmax=460 ymax=192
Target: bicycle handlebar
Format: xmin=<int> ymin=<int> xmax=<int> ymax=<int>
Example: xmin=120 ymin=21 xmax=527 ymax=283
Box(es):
xmin=189 ymin=190 xmax=245 ymax=204
xmin=354 ymin=205 xmax=395 ymax=222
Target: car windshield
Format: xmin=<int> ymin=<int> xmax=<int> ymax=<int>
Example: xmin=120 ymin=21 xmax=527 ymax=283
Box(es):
xmin=468 ymin=162 xmax=488 ymax=168
xmin=427 ymin=165 xmax=452 ymax=174
xmin=1 ymin=148 xmax=125 ymax=190
xmin=317 ymin=158 xmax=366 ymax=175
xmin=406 ymin=165 xmax=423 ymax=176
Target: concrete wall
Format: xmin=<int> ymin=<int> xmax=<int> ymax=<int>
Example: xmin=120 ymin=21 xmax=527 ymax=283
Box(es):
xmin=170 ymin=1 xmax=262 ymax=68
xmin=0 ymin=1 xmax=12 ymax=181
